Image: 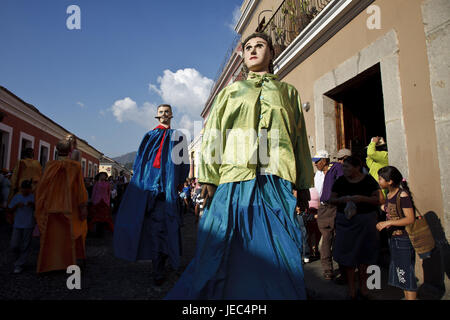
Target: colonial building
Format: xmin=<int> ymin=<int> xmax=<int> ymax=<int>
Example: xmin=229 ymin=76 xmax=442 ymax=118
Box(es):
xmin=200 ymin=0 xmax=449 ymax=284
xmin=0 ymin=86 xmax=102 ymax=176
xmin=99 ymin=155 xmax=132 ymax=181
xmin=232 ymin=0 xmax=449 ymax=240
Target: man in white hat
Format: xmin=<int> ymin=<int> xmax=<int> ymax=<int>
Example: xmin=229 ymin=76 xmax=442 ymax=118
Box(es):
xmin=312 ymin=148 xmax=351 ymax=280
xmin=312 ymin=150 xmax=329 ymax=198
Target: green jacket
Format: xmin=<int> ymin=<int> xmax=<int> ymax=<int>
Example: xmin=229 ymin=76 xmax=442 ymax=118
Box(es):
xmin=198 ymin=72 xmax=314 ymax=191
xmin=366 ymin=141 xmax=389 ymax=181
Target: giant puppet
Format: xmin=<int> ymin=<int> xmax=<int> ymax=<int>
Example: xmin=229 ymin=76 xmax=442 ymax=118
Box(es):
xmin=166 ymin=33 xmax=314 ymax=299
xmin=113 ymin=104 xmax=189 ymax=285
xmin=35 ymin=140 xmax=88 ymax=273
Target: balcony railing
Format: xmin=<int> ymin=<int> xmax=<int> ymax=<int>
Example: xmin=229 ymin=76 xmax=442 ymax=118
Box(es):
xmin=209 ymin=34 xmax=241 ymax=94
xmin=262 ymin=0 xmax=333 ymax=59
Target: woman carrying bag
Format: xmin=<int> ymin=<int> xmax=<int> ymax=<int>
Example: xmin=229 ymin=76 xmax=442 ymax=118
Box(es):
xmin=376 ymin=166 xmax=423 ymax=300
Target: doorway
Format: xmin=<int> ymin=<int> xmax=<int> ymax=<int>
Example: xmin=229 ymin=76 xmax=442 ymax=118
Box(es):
xmin=325 ymin=64 xmax=386 ymax=161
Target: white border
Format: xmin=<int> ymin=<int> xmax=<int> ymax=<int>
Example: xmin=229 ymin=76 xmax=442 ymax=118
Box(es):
xmin=0 ymin=123 xmax=13 ymax=169
xmin=18 ymin=132 xmax=35 ymax=160
xmin=38 ymin=140 xmax=51 ymax=166
xmin=53 ymin=146 xmax=58 ymax=160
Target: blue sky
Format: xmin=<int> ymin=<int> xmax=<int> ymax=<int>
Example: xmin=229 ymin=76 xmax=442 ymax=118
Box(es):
xmin=0 ymin=0 xmax=242 ymax=157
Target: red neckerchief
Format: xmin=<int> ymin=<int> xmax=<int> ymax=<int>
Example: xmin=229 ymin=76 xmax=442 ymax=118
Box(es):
xmin=152 ymin=124 xmax=170 ymax=168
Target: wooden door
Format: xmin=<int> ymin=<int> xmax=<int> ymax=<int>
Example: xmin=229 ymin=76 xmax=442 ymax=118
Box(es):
xmin=335 ymin=101 xmax=367 ymax=158
xmin=335 ymin=102 xmax=345 ymax=150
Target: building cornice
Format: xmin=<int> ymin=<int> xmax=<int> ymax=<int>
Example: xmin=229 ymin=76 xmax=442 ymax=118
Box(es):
xmin=274 ymin=0 xmax=375 ymax=78
xmin=235 ymin=0 xmax=259 ymax=34
xmin=0 ymin=90 xmax=69 ymax=141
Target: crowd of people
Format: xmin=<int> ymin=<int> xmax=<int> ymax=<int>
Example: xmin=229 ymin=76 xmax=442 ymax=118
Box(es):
xmin=178 ymin=178 xmax=205 ymax=223
xmin=0 ymin=32 xmax=430 ymax=301
xmin=0 ymin=136 xmax=126 ymax=274
xmin=297 ymin=134 xmax=422 ymax=300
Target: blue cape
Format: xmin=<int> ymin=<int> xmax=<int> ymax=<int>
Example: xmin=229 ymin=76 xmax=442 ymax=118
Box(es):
xmin=113 ymin=128 xmax=189 ymax=268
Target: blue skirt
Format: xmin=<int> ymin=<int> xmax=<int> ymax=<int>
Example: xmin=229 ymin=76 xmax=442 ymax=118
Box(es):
xmin=388 ymin=236 xmax=418 ymax=291
xmin=165 ymin=175 xmax=306 ymax=300
xmin=333 ymin=211 xmax=379 ymax=267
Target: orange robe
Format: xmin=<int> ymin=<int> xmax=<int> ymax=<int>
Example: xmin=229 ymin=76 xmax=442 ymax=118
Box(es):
xmin=8 ymin=158 xmax=42 ymax=202
xmin=35 ymin=158 xmax=88 ymax=273
xmin=7 ymin=158 xmax=42 ymax=223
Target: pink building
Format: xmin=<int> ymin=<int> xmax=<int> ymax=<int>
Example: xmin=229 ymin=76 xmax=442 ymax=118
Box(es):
xmin=0 ymin=86 xmax=102 ymax=177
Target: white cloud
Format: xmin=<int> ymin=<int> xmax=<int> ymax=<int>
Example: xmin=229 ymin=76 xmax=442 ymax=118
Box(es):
xmin=148 ymin=68 xmax=213 ymax=137
xmin=110 ymin=68 xmax=213 ymax=139
xmin=177 ymin=114 xmax=195 ymax=132
xmin=227 ymin=6 xmax=241 ymax=32
xmin=149 ymin=68 xmax=213 ymax=114
xmin=110 ymin=97 xmax=158 ymax=129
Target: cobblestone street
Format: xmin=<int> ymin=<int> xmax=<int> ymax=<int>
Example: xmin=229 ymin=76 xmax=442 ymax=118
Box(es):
xmin=0 ymin=212 xmax=198 ymax=300
xmin=1 ymin=210 xmax=448 ymax=300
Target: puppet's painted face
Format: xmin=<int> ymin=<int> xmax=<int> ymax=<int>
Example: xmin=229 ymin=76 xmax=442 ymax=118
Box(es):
xmin=157 ymin=106 xmax=172 ymax=126
xmin=243 ymin=37 xmax=273 ymax=73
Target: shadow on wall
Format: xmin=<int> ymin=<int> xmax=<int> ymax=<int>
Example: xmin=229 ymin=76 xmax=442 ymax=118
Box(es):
xmin=418 ymin=211 xmax=450 ymax=300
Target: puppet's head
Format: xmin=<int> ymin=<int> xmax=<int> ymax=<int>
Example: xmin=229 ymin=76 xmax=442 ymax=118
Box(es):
xmin=242 ymin=32 xmax=275 ymax=76
xmin=155 ymin=104 xmax=173 ymax=127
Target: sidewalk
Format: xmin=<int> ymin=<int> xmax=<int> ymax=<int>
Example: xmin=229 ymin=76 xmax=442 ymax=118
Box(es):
xmin=303 ymin=258 xmax=450 ymax=300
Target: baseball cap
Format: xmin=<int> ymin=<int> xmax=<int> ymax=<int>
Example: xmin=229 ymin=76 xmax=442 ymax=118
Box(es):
xmin=312 ymin=150 xmax=329 ymax=162
xmin=336 ymin=148 xmax=352 ymax=159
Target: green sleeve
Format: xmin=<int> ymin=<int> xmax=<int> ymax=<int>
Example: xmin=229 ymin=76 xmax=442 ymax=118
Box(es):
xmin=291 ymin=88 xmax=314 ymax=190
xmin=367 ymin=141 xmax=388 ymax=164
xmin=198 ymin=88 xmax=228 ymax=186
xmin=366 ymin=156 xmax=374 ymax=169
